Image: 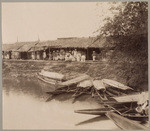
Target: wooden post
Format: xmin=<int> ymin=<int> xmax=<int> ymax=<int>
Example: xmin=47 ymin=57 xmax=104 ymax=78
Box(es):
xmin=34 ymin=46 xmax=35 ymax=60
xmin=87 ymin=47 xmax=89 ymax=60
xmin=49 ymin=46 xmax=50 ymax=60
xmin=99 ymin=48 xmax=101 ymax=61
xmin=43 ymin=47 xmax=44 ymax=60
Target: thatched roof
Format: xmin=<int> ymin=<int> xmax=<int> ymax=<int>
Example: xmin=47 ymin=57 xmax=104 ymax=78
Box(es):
xmin=2 ymin=42 xmax=25 ymax=52
xmin=29 ymin=46 xmax=46 ymax=52
xmin=37 ymin=37 xmax=96 ymax=49
xmin=38 ymin=40 xmax=61 ymax=48
xmin=56 ymin=37 xmax=95 ymax=48
xmin=16 ymin=41 xmax=38 ymax=52
xmin=2 ymin=37 xmax=114 ymax=52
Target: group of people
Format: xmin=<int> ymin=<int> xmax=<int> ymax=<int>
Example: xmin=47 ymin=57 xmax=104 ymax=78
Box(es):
xmin=31 ymin=49 xmax=99 ymax=61
xmin=48 ymin=49 xmax=86 ymax=62
xmin=3 ymin=49 xmax=98 ymax=61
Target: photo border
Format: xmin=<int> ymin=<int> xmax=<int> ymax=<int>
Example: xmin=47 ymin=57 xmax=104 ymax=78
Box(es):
xmin=0 ymin=0 xmax=149 ymax=131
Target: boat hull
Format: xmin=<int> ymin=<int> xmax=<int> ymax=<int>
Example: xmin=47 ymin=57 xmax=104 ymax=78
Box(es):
xmin=106 ymin=112 xmax=148 ymax=130
xmin=37 ymin=73 xmax=62 ymax=92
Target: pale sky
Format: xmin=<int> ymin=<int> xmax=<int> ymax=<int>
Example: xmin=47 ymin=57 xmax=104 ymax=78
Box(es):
xmin=2 ymin=2 xmax=119 ymax=44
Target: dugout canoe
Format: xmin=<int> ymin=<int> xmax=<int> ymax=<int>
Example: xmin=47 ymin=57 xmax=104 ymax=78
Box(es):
xmin=37 ymin=70 xmax=66 ymax=90
xmin=74 ymin=107 xmax=126 ymax=116
xmin=111 ymin=91 xmax=148 ymax=103
xmin=102 ymin=79 xmax=133 ymax=90
xmin=37 ymin=73 xmax=91 ymax=92
xmin=106 ymin=112 xmax=148 ymax=130
xmin=39 ymin=70 xmax=66 ymax=81
xmin=74 ymin=107 xmax=112 ymax=115
xmin=56 ymin=74 xmax=91 ymax=88
xmin=74 ymin=106 xmax=148 ymax=121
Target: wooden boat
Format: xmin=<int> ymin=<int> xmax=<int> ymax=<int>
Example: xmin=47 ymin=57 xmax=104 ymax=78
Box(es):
xmin=75 ymin=107 xmax=111 ymax=115
xmin=37 ymin=70 xmax=91 ymax=92
xmin=122 ymin=113 xmax=148 ymax=121
xmin=111 ymin=91 xmax=148 ymax=103
xmin=74 ymin=107 xmax=125 ymax=116
xmin=58 ymin=74 xmax=91 ymax=88
xmin=37 ymin=73 xmax=61 ymax=85
xmin=75 ymin=99 xmax=148 ymax=121
xmin=93 ymin=80 xmax=105 ymax=90
xmin=39 ymin=70 xmax=66 ymax=81
xmin=37 ymin=70 xmax=66 ymax=91
xmin=106 ymin=112 xmax=148 ymax=130
xmin=77 ymin=79 xmax=93 ymax=88
xmin=102 ymin=79 xmax=133 ymax=90
xmin=38 ymin=71 xmax=90 ymax=87
xmin=91 ymin=79 xmax=136 ymax=101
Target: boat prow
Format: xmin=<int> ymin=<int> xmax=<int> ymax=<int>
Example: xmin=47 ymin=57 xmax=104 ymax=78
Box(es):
xmin=106 ymin=112 xmax=148 ymax=130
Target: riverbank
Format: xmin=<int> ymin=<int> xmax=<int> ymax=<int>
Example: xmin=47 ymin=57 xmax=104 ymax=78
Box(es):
xmin=3 ymin=58 xmax=148 ymax=90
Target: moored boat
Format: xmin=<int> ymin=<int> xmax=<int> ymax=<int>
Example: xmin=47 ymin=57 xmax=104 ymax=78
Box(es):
xmin=102 ymin=79 xmax=133 ymax=90
xmin=106 ymin=112 xmax=148 ymax=130
xmin=111 ymin=91 xmax=148 ymax=103
xmin=37 ymin=70 xmax=91 ymax=92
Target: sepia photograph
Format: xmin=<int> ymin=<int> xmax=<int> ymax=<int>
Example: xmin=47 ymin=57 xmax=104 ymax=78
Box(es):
xmin=1 ymin=1 xmax=149 ymax=130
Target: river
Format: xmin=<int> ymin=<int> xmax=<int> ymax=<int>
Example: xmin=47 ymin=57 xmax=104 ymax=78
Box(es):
xmin=2 ymin=60 xmax=119 ymax=130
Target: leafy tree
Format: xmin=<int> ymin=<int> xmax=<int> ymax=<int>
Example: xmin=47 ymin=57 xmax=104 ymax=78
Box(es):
xmin=97 ymin=2 xmax=148 ymax=88
xmin=100 ymin=2 xmax=148 ymax=37
xmin=97 ymin=1 xmax=148 ymax=59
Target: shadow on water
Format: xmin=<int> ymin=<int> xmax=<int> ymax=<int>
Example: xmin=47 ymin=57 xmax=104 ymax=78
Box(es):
xmin=3 ymin=69 xmax=96 ymax=103
xmin=76 ymin=115 xmax=109 ymax=126
xmin=2 ymin=61 xmax=120 ymax=129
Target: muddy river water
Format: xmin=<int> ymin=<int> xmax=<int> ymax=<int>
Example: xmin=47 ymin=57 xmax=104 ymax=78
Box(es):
xmin=2 ymin=61 xmax=119 ymax=130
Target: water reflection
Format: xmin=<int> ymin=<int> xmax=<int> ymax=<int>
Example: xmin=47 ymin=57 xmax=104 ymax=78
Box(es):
xmin=3 ymin=70 xmax=119 ymax=130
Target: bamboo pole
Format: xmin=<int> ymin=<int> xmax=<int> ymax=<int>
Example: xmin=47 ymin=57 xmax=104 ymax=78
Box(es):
xmin=49 ymin=46 xmax=50 ymax=60
xmin=87 ymin=48 xmax=89 ymax=60
xmin=34 ymin=46 xmax=35 ymax=60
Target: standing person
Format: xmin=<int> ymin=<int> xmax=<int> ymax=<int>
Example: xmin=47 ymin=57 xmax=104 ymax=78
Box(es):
xmin=73 ymin=49 xmax=77 ymax=60
xmin=6 ymin=53 xmax=9 ymax=59
xmin=49 ymin=52 xmax=52 ymax=60
xmin=62 ymin=50 xmax=65 ymax=60
xmin=76 ymin=51 xmax=81 ymax=62
xmin=52 ymin=51 xmax=55 ymax=60
xmin=31 ymin=52 xmax=35 ymax=60
xmin=59 ymin=49 xmax=63 ymax=60
xmin=55 ymin=50 xmax=59 ymax=61
xmin=92 ymin=51 xmax=97 ymax=61
xmin=36 ymin=52 xmax=40 ymax=60
xmin=81 ymin=52 xmax=86 ymax=62
xmin=43 ymin=50 xmax=47 ymax=60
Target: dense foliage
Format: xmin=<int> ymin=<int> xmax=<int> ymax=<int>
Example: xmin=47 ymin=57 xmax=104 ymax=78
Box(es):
xmin=100 ymin=2 xmax=148 ymax=36
xmin=99 ymin=2 xmax=148 ymax=53
xmin=98 ymin=2 xmax=148 ymax=88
